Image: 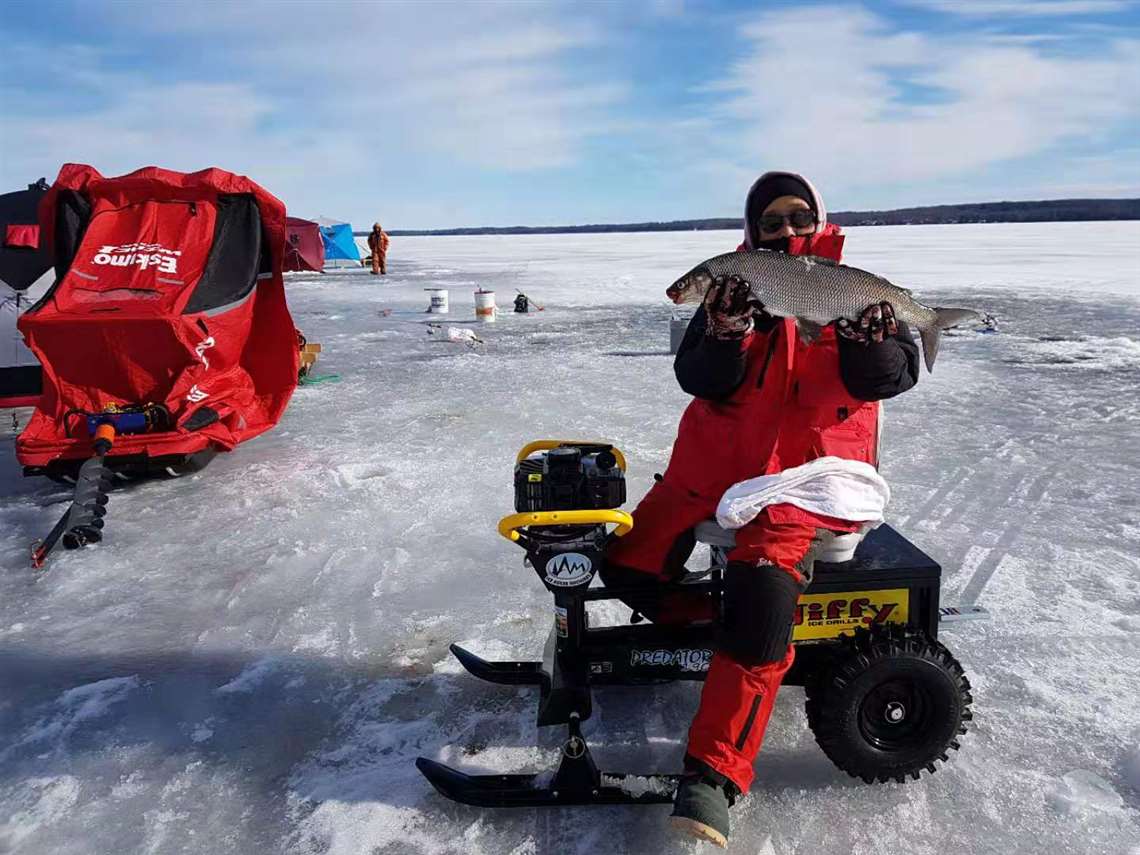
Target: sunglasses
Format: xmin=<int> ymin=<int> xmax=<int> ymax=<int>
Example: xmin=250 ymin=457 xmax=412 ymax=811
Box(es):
xmin=758 ymin=209 xmax=817 ymax=233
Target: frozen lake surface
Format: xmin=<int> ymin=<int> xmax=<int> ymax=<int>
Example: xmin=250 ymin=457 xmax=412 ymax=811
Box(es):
xmin=2 ymin=222 xmax=1139 ymax=854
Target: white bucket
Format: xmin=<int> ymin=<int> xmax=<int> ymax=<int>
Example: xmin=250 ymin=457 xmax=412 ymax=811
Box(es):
xmin=425 ymin=288 xmax=449 ymax=314
xmin=669 ymin=316 xmax=689 ymax=354
xmin=474 ymin=289 xmax=497 ymax=322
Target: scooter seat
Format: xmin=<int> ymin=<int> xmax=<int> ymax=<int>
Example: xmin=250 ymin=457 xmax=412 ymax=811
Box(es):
xmin=693 ymin=520 xmax=867 ymax=564
xmin=693 ymin=519 xmax=737 ymax=548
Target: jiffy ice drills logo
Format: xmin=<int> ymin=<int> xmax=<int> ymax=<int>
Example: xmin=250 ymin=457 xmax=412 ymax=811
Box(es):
xmin=791 ymin=588 xmax=910 ymax=641
xmin=92 ymin=243 xmax=182 ymax=274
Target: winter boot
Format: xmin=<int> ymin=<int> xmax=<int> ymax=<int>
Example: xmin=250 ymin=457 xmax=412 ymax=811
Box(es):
xmin=669 ymin=763 xmax=738 ymax=848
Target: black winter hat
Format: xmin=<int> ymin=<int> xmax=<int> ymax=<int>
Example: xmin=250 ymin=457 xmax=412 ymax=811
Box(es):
xmin=746 ymin=174 xmax=816 ymax=222
xmin=743 ymin=171 xmax=825 ymax=249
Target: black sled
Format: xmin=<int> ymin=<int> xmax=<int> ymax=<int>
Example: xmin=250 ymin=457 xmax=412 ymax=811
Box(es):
xmin=417 ymin=440 xmax=983 ymax=808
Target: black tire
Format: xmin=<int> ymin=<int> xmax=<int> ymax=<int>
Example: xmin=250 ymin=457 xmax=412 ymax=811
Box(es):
xmin=805 ymin=623 xmax=972 ymax=784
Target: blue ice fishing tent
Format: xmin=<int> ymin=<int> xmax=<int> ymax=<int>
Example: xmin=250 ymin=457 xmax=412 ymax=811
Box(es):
xmin=318 ymin=222 xmax=361 ymax=263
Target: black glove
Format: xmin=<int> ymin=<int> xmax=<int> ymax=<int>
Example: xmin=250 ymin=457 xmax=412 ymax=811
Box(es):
xmin=837 ymin=302 xmax=898 ymax=344
xmin=704 ymin=275 xmax=759 ymax=341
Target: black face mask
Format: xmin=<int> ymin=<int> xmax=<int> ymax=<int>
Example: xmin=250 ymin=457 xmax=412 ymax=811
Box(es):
xmin=755 ymin=236 xmax=790 ymax=252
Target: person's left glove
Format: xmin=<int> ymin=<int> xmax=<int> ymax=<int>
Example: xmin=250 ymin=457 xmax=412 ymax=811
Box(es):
xmin=704 ymin=275 xmax=758 ymax=340
xmin=836 ymin=302 xmax=898 ymax=344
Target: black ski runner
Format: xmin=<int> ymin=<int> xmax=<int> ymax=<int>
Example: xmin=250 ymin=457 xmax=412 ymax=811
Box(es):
xmin=417 ymin=713 xmax=679 ymax=807
xmin=449 ymin=643 xmax=544 ymax=685
xmin=419 ymin=643 xmax=682 ymax=808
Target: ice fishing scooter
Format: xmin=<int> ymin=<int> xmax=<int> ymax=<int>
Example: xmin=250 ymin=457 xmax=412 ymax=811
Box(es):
xmin=417 ymin=440 xmax=983 ymax=807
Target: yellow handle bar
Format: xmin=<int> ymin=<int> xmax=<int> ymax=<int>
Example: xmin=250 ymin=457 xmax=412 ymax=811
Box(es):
xmin=515 ymin=439 xmax=627 ymax=471
xmin=498 ymin=509 xmax=634 ymax=542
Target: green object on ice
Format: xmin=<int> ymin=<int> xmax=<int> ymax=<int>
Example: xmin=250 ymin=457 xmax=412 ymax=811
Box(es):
xmin=300 ymin=373 xmax=341 ymax=386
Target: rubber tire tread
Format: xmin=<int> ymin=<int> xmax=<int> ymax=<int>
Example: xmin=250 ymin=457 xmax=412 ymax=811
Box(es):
xmin=805 ymin=623 xmax=973 ymax=784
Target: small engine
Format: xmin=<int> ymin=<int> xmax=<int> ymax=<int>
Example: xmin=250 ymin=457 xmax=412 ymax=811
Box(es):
xmin=514 ymin=444 xmax=626 ymax=512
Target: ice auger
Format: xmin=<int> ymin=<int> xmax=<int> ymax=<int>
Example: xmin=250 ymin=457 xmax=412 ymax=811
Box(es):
xmin=31 ymin=403 xmax=170 ymax=568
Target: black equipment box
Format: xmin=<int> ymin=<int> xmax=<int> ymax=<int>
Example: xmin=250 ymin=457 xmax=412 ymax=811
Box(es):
xmin=804 ymin=524 xmax=943 ymax=639
xmin=575 ymin=524 xmax=944 ymax=691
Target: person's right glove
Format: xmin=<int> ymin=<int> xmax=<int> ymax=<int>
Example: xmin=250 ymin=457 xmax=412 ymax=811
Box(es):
xmin=836 ymin=302 xmax=898 ymax=344
xmin=703 ymin=275 xmax=758 ymax=340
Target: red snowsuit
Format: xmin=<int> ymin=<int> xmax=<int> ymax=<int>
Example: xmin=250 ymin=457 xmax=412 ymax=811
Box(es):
xmin=605 ymin=223 xmax=920 ymax=792
xmin=368 ymin=228 xmax=389 ymax=275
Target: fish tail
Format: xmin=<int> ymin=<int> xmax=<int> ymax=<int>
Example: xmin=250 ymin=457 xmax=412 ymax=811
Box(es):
xmin=920 ymin=327 xmax=941 ymax=373
xmin=920 ymin=307 xmax=982 ymax=372
xmin=934 ymin=307 xmax=982 ymax=329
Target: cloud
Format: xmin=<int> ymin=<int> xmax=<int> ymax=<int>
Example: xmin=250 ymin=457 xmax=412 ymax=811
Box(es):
xmin=1 ymin=68 xmax=372 ymax=198
xmin=86 ymin=1 xmax=625 ymax=173
xmin=898 ymin=0 xmax=1136 ymax=16
xmin=648 ymin=0 xmax=687 ymax=17
xmin=0 ymin=2 xmax=629 ymax=223
xmin=2 ymin=1 xmax=1137 ymax=226
xmin=691 ymin=5 xmax=1140 ymax=208
xmin=1017 ymin=148 xmax=1140 ymax=197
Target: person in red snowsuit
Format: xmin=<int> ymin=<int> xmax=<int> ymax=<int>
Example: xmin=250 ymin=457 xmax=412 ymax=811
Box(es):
xmin=368 ymin=223 xmax=389 ymax=275
xmin=603 ymin=171 xmax=921 ymax=847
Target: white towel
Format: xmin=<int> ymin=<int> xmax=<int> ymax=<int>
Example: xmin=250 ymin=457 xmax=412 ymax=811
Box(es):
xmin=716 ymin=456 xmax=890 ymax=530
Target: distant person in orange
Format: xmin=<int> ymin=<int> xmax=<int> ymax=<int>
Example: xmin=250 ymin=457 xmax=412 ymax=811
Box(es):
xmin=368 ymin=223 xmax=390 ymax=275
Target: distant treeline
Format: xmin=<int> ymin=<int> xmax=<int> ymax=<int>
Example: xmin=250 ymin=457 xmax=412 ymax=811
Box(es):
xmin=829 ymin=198 xmax=1140 ymax=227
xmin=374 ymin=198 xmax=1139 ymax=237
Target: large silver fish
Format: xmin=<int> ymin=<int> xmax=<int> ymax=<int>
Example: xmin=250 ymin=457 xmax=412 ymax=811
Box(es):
xmin=666 ymin=249 xmax=982 ymax=372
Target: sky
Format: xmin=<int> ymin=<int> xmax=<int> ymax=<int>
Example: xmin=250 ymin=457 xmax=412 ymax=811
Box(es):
xmin=2 ymin=0 xmax=1138 ymax=229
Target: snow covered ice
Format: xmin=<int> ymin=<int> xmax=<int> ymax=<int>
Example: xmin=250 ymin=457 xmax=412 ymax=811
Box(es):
xmin=2 ymin=222 xmax=1139 ymax=854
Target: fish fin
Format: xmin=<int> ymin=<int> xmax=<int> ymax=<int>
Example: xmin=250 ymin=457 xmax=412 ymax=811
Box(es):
xmin=802 ymin=254 xmax=840 ymax=267
xmin=877 ymin=274 xmax=913 ymax=296
xmin=827 ymin=260 xmax=913 ymax=295
xmin=934 ymin=307 xmax=982 ymax=329
xmin=920 ymin=327 xmax=940 ymax=373
xmin=795 ymin=318 xmax=826 ymax=344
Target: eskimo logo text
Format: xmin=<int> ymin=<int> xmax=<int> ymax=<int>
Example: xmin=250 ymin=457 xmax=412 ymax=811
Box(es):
xmin=544 ymin=553 xmax=593 ymax=587
xmin=92 ymin=243 xmax=182 ymax=274
xmin=187 ymin=385 xmax=208 ymax=403
xmin=630 ymin=648 xmax=713 ymax=672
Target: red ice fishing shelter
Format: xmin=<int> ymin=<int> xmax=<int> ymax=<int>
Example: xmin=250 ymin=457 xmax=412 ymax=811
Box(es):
xmin=17 ymin=163 xmax=299 ymax=478
xmin=284 ymin=216 xmax=325 ymax=272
